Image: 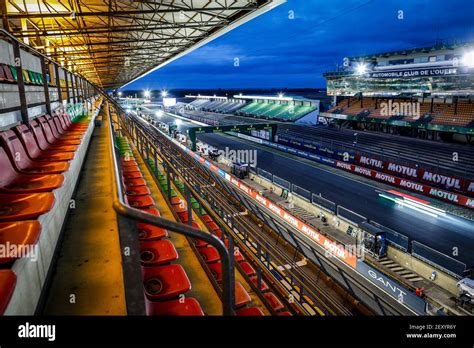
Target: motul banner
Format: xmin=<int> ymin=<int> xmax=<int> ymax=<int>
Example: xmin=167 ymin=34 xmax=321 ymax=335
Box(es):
xmin=356 ymin=154 xmax=474 ymax=197
xmin=336 ymin=161 xmax=474 ymax=209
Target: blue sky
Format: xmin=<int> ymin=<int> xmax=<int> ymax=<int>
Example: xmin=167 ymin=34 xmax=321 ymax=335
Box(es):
xmin=123 ymin=0 xmax=474 ymax=90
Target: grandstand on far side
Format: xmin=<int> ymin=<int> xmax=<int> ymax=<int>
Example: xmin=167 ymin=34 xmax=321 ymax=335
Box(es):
xmin=183 ymin=94 xmax=320 ymax=124
xmin=321 ymin=42 xmax=474 ymax=143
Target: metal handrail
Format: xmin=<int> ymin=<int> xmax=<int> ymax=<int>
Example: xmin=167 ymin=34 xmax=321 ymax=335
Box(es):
xmin=106 ymin=102 xmax=235 ymax=315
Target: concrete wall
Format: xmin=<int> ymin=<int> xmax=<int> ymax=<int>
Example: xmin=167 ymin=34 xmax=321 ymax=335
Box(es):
xmin=388 ymin=247 xmax=458 ymax=295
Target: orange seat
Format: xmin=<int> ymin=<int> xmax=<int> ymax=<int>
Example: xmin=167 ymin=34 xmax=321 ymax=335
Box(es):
xmin=145 ymin=297 xmax=204 ymax=316
xmin=235 ymin=307 xmax=265 ymax=316
xmin=124 ymin=185 xmax=151 ymax=196
xmin=235 ymin=282 xmax=251 ymax=308
xmin=142 ymin=264 xmax=191 ymax=301
xmin=197 ymin=245 xmax=220 ymax=263
xmin=0 ymin=192 xmax=55 ymax=222
xmin=126 ymin=194 xmax=155 ymax=208
xmin=122 ymin=177 xmax=146 ymax=187
xmin=239 ymin=261 xmax=256 ymax=277
xmin=207 ymin=262 xmax=223 ymax=283
xmin=263 ymin=292 xmax=285 ymax=311
xmin=138 ymin=223 xmax=168 ymax=240
xmin=140 ymin=240 xmax=178 ymax=266
xmin=0 ymin=270 xmax=16 ymax=314
xmin=250 ymin=276 xmax=269 ymax=292
xmin=0 ymin=221 xmax=41 ymax=264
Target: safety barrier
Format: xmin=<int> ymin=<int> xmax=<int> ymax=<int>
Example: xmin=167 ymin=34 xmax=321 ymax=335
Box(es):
xmin=273 ymin=175 xmax=291 ymax=191
xmin=336 ymin=206 xmax=367 ymax=225
xmin=411 ymin=241 xmax=467 ymax=279
xmin=291 ymin=184 xmax=311 ymax=202
xmin=312 ymin=193 xmax=337 ymax=214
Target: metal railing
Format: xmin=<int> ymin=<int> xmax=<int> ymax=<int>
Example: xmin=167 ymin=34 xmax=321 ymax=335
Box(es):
xmin=106 ymin=102 xmax=236 ymax=315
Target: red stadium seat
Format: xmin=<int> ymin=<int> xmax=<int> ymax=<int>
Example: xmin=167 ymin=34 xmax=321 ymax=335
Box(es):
xmin=207 ymin=221 xmax=220 ymax=231
xmin=142 ymin=264 xmax=191 ymax=301
xmin=234 ymin=282 xmax=251 ymax=308
xmin=277 ymin=311 xmax=293 ymax=316
xmin=140 ymin=240 xmax=178 ymax=266
xmin=141 ymin=207 xmax=160 ymax=216
xmin=30 ymin=119 xmax=78 ymax=152
xmin=0 ymin=192 xmax=54 ymax=222
xmin=124 ymin=185 xmax=151 ymax=196
xmin=52 ymin=115 xmax=84 ymax=137
xmin=0 ymin=221 xmax=41 ymax=264
xmin=212 ymin=228 xmax=223 ymax=240
xmin=263 ymin=292 xmax=285 ymax=311
xmin=0 ymin=130 xmax=69 ymax=174
xmin=239 ymin=261 xmax=256 ymax=277
xmin=197 ymin=245 xmax=220 ymax=263
xmin=1 ymin=64 xmax=15 ymax=83
xmin=14 ymin=125 xmax=74 ymax=162
xmin=121 ymin=158 xmax=138 ymax=167
xmin=37 ymin=117 xmax=81 ymax=146
xmin=250 ymin=276 xmax=269 ymax=292
xmin=170 ymin=197 xmax=182 ymax=206
xmin=122 ymin=171 xmax=143 ymax=180
xmin=235 ymin=307 xmax=265 ymax=316
xmin=233 ymin=249 xmax=244 ymax=262
xmin=0 ymin=64 xmax=7 ymax=82
xmin=122 ymin=177 xmax=146 ymax=187
xmin=52 ymin=114 xmax=86 ymax=135
xmin=0 ymin=146 xmax=64 ymax=193
xmin=122 ymin=165 xmax=140 ymax=173
xmin=44 ymin=115 xmax=82 ymax=141
xmin=177 ymin=211 xmax=194 ymax=223
xmin=137 ymin=223 xmax=168 ymax=241
xmin=60 ymin=113 xmax=89 ymax=130
xmin=125 ymin=194 xmax=155 ymax=208
xmin=201 ymin=215 xmax=213 ymax=223
xmin=145 ymin=297 xmax=204 ymax=316
xmin=172 ymin=204 xmax=187 ymax=214
xmin=207 ymin=262 xmax=223 ymax=283
xmin=0 ymin=270 xmax=16 ymax=315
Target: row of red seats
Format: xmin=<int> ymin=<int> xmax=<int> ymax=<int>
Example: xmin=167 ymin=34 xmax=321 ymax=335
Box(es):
xmin=169 ymin=181 xmax=290 ymax=316
xmin=0 ymin=106 xmax=92 ymax=315
xmin=117 ymin=137 xmax=205 ymax=316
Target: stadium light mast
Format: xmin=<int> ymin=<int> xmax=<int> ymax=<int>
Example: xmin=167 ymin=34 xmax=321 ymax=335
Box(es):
xmin=144 ymin=90 xmax=151 ymax=98
xmin=161 ymin=90 xmax=168 ymax=98
xmin=462 ymin=51 xmax=474 ymax=68
xmin=355 ymin=62 xmax=369 ymax=75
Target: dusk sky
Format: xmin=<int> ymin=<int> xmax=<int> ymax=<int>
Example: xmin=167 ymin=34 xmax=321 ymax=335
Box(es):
xmin=123 ymin=0 xmax=474 ymax=91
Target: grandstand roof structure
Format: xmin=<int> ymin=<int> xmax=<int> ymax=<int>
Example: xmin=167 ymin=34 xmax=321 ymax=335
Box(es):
xmin=348 ymin=42 xmax=474 ymax=61
xmin=0 ymin=0 xmax=284 ymax=89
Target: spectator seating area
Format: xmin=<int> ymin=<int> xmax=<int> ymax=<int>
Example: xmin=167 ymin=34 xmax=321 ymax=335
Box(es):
xmin=0 ymin=62 xmax=61 ymax=87
xmin=236 ymin=101 xmax=316 ymax=121
xmin=0 ymin=99 xmax=100 ymax=314
xmin=327 ymin=97 xmax=474 ymax=127
xmin=185 ymin=99 xmax=244 ymax=114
